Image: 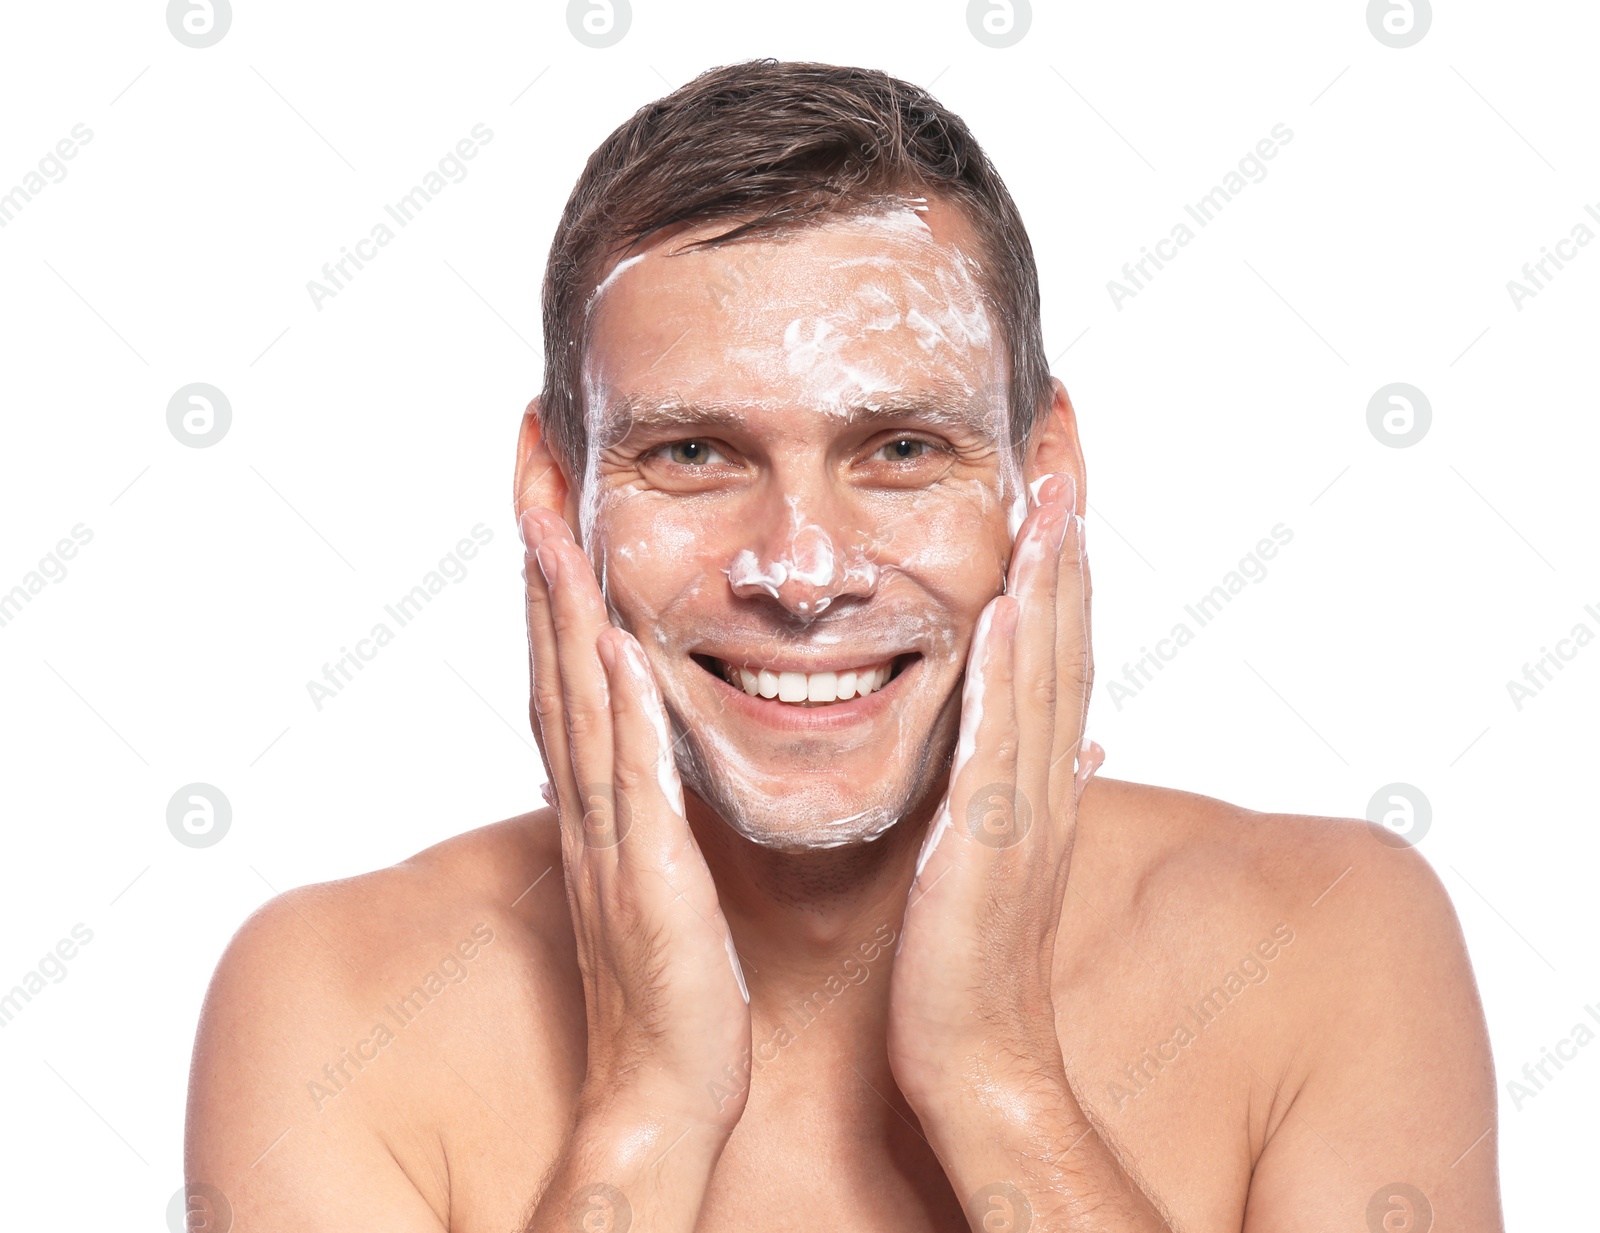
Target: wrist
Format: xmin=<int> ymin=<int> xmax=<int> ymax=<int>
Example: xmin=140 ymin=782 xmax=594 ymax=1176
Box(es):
xmin=914 ymin=1072 xmax=1099 ymax=1227
xmin=577 ymin=1071 xmax=745 ymax=1144
xmin=568 ymin=1104 xmax=731 ymax=1171
xmin=895 ymin=1025 xmax=1069 ymax=1115
xmin=907 ymin=1049 xmax=1078 ymax=1140
xmin=536 ymin=1108 xmax=730 ymax=1233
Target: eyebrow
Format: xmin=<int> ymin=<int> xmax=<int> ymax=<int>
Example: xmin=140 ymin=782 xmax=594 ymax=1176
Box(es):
xmin=601 ymin=382 xmax=1003 ymax=441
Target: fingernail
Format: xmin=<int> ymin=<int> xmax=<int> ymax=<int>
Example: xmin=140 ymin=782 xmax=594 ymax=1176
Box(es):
xmin=1031 ymin=472 xmax=1075 ymax=509
xmin=1076 ymin=737 xmax=1105 ymax=794
xmin=519 ymin=509 xmax=544 ymax=552
xmin=595 ymin=627 xmax=618 ymax=672
xmin=534 ymin=541 xmax=559 ymax=585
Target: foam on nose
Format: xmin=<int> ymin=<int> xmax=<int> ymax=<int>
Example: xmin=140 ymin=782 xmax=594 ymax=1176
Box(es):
xmin=725 ymin=515 xmax=883 ymax=615
xmin=785 ymin=524 xmax=836 ymax=588
xmin=727 ymin=549 xmax=788 ymax=598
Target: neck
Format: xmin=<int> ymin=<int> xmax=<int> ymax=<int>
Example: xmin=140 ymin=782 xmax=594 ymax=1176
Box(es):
xmin=686 ymin=788 xmax=938 ymax=1108
xmin=686 ymin=784 xmax=937 ymax=1000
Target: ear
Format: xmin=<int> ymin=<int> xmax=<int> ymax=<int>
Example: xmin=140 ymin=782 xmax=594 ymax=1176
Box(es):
xmin=1022 ymin=376 xmax=1086 ymax=516
xmin=512 ymin=397 xmax=579 ymax=532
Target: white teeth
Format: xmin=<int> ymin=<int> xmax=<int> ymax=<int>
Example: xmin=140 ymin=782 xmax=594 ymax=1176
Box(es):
xmin=721 ymin=660 xmax=898 ymax=705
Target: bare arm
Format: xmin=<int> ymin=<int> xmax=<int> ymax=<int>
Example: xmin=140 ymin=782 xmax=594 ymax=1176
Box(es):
xmin=1240 ymin=843 xmax=1502 ymax=1232
xmin=185 ymin=893 xmax=450 ymax=1232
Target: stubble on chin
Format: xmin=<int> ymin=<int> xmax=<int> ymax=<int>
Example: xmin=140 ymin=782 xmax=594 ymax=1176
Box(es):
xmin=664 ymin=688 xmax=961 ymax=852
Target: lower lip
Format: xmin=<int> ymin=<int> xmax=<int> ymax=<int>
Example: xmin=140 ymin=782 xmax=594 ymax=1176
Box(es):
xmin=698 ymin=658 xmax=920 ymax=733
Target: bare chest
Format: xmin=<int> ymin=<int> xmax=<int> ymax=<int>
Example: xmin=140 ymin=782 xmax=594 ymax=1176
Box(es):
xmin=424 ymin=915 xmax=1294 ymax=1232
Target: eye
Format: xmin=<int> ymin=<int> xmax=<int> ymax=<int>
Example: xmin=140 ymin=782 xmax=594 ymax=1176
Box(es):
xmin=664 ymin=439 xmax=724 ymax=466
xmin=875 ymin=437 xmax=929 ymax=462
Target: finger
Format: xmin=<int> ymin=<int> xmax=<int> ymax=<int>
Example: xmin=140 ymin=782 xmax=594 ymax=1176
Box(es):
xmin=1076 ymin=738 xmax=1106 ymax=798
xmin=1007 ymin=477 xmax=1071 ymax=807
xmin=1051 ymin=510 xmax=1093 ymax=791
xmin=906 ymin=596 xmax=1018 ymax=952
xmin=597 ymin=626 xmax=690 ymax=867
xmin=522 ymin=510 xmax=580 ymax=815
xmin=532 ymin=517 xmax=622 ymax=865
xmin=524 ymin=515 xmax=607 ymax=908
xmin=600 ymin=627 xmax=748 ymax=1000
xmin=913 ymin=595 xmax=1012 ymax=891
xmin=948 ymin=594 xmax=1025 ymax=858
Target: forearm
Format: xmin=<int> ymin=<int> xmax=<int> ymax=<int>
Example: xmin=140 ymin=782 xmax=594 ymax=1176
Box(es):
xmin=523 ymin=1100 xmax=729 ymax=1233
xmin=917 ymin=1056 xmax=1169 ymax=1233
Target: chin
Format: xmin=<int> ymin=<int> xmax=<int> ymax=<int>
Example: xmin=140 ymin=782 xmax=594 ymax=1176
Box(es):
xmin=709 ymin=794 xmax=902 ymax=852
xmin=669 ymin=701 xmax=957 ymax=853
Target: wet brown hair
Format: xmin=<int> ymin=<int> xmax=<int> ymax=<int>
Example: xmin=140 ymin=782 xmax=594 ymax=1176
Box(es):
xmin=537 ymin=58 xmax=1050 ymax=473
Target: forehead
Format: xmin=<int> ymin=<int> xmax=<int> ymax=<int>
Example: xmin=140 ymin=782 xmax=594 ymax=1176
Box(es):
xmin=580 ymin=198 xmax=1006 ymax=435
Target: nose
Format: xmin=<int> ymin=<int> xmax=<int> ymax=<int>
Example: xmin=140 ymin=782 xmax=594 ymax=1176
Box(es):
xmin=727 ymin=503 xmax=879 ymax=617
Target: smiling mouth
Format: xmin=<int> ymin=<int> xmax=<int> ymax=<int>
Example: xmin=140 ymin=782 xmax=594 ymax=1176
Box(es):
xmin=692 ymin=653 xmax=917 ymax=706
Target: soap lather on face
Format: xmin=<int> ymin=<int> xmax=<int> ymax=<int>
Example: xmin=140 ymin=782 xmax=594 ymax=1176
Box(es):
xmin=569 ymin=199 xmax=1025 ymax=850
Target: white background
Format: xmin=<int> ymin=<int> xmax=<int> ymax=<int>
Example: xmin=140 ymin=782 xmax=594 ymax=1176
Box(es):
xmin=0 ymin=0 xmax=1593 ymax=1226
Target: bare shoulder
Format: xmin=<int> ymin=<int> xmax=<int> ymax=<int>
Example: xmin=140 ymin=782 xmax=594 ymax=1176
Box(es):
xmin=186 ymin=810 xmax=577 ymax=1231
xmin=1073 ymin=775 xmax=1488 ymax=1048
xmin=1077 ymin=775 xmax=1472 ymax=972
xmin=197 ymin=809 xmax=571 ymax=1041
xmin=1071 ymin=778 xmax=1500 ymax=1228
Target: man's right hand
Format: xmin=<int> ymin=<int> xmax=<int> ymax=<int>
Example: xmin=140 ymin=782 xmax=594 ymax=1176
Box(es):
xmin=520 ymin=506 xmax=752 ymax=1231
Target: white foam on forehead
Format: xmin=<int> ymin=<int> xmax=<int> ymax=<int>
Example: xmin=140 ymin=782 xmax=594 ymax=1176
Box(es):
xmin=580 ymin=198 xmax=938 ymax=321
xmin=583 ymin=251 xmax=648 ymax=318
xmin=754 ymin=227 xmax=996 ymax=419
xmin=580 ymin=198 xmax=995 ymax=415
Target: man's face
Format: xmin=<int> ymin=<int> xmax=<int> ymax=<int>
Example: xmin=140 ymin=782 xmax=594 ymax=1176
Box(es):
xmin=577 ymin=198 xmax=1021 ymax=850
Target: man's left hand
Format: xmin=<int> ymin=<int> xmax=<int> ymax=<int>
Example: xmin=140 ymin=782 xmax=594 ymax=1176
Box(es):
xmin=888 ymin=473 xmax=1167 ymax=1230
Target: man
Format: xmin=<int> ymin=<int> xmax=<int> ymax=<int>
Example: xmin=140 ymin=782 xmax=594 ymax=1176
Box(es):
xmin=186 ymin=61 xmax=1501 ymax=1231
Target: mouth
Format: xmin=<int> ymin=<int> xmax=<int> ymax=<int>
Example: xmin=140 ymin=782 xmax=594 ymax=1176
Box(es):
xmin=692 ymin=652 xmax=919 ymax=708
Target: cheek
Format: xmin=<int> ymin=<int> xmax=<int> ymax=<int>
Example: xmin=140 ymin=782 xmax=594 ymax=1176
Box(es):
xmin=591 ymin=499 xmax=732 ymax=623
xmin=867 ymin=484 xmax=1009 ymax=587
xmin=866 ymin=485 xmax=1010 ymax=660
